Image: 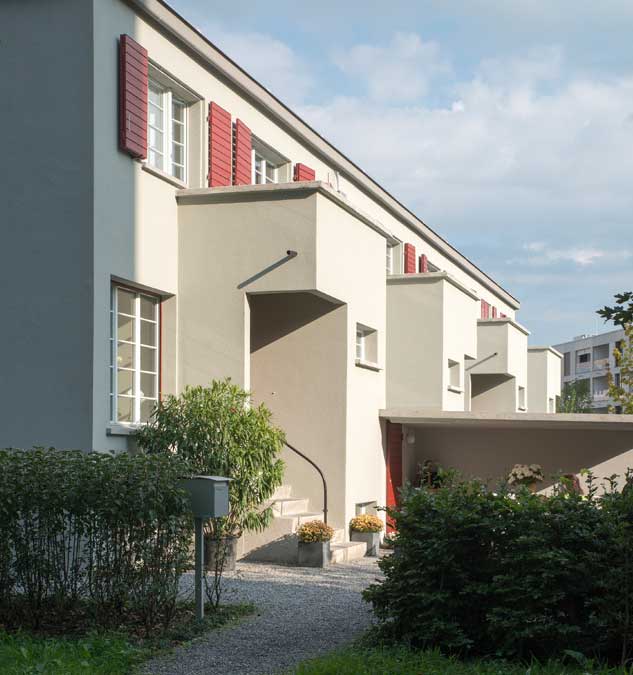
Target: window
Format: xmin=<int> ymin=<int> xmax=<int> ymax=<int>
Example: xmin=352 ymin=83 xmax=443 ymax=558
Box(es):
xmin=355 ymin=324 xmax=378 ymax=366
xmin=563 ymin=352 xmax=571 ymax=377
xmin=447 ymin=359 xmax=462 ymax=391
xmin=148 ymin=79 xmax=187 ymax=181
xmin=548 ymin=397 xmax=555 ymax=413
xmin=251 ymin=137 xmax=290 ymax=185
xmin=110 ymin=286 xmax=160 ymax=424
xmin=615 ymin=372 xmax=621 ymax=388
xmin=518 ymin=386 xmax=526 ymax=411
xmin=386 ymin=244 xmax=394 ymax=274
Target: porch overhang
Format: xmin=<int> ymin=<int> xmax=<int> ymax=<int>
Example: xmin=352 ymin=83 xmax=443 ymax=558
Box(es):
xmin=379 ymin=409 xmax=633 ymax=432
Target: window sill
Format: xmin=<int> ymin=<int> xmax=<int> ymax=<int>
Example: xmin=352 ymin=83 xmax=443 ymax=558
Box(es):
xmin=141 ymin=162 xmax=187 ymax=189
xmin=107 ymin=423 xmax=143 ymax=436
xmin=355 ymin=359 xmax=382 ymax=372
xmin=447 ymin=385 xmax=464 ymax=394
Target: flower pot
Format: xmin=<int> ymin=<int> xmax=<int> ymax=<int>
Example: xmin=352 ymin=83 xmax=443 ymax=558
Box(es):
xmin=351 ymin=531 xmax=381 ymax=556
xmin=204 ymin=535 xmax=238 ymax=572
xmin=298 ymin=541 xmax=330 ymax=567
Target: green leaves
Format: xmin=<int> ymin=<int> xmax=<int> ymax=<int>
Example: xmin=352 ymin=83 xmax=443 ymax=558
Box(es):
xmin=0 ymin=449 xmax=192 ymax=632
xmin=365 ymin=476 xmax=633 ymax=664
xmin=135 ymin=379 xmax=285 ymax=537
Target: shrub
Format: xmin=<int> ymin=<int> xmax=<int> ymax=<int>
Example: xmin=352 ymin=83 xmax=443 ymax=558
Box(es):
xmin=364 ymin=474 xmax=633 ymax=664
xmin=0 ymin=448 xmax=192 ymax=631
xmin=298 ymin=521 xmax=334 ymax=543
xmin=350 ymin=514 xmax=383 ymax=533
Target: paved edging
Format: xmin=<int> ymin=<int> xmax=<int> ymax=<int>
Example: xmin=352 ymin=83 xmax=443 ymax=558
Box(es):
xmin=141 ymin=558 xmax=381 ymax=675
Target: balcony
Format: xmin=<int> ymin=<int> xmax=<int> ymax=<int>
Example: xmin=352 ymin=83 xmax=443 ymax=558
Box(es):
xmin=593 ymin=357 xmax=609 ymax=371
xmin=469 ymin=318 xmax=530 ymax=379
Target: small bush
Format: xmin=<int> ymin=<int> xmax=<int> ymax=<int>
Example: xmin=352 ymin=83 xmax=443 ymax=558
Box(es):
xmin=350 ymin=514 xmax=383 ymax=533
xmin=298 ymin=521 xmax=334 ymax=543
xmin=364 ymin=473 xmax=633 ymax=664
xmin=0 ymin=449 xmax=192 ymax=632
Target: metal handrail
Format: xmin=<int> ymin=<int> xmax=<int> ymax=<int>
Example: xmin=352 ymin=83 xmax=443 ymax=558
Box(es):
xmin=285 ymin=441 xmax=328 ymax=525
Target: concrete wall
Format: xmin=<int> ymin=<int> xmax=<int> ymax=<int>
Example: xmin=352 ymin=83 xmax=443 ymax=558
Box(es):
xmin=470 ymin=375 xmax=517 ymax=413
xmin=406 ymin=425 xmax=633 ymax=489
xmin=528 ymin=348 xmax=562 ymax=413
xmin=0 ymin=0 xmax=95 ymax=449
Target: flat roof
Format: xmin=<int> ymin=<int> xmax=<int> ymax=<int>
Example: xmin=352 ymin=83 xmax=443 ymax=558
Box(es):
xmin=127 ymin=0 xmax=520 ymax=310
xmin=380 ymin=409 xmax=633 ymax=431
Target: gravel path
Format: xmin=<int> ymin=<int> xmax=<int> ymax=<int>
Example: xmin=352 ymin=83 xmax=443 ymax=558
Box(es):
xmin=141 ymin=558 xmax=382 ymax=675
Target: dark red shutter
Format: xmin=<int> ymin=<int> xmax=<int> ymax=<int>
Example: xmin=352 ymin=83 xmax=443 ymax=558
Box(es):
xmin=208 ymin=102 xmax=232 ymax=187
xmin=293 ymin=163 xmax=316 ymax=181
xmin=492 ymin=306 xmax=498 ymax=319
xmin=500 ymin=312 xmax=507 ymax=318
xmin=419 ymin=254 xmax=428 ymax=273
xmin=481 ymin=300 xmax=490 ymax=319
xmin=404 ymin=243 xmax=416 ymax=274
xmin=233 ymin=119 xmax=252 ymax=185
xmin=119 ymin=34 xmax=148 ymax=159
xmin=386 ymin=422 xmax=403 ymax=533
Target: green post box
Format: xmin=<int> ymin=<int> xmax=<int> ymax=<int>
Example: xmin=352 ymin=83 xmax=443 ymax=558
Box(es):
xmin=180 ymin=476 xmax=230 ymax=519
xmin=179 ymin=475 xmax=231 ymax=620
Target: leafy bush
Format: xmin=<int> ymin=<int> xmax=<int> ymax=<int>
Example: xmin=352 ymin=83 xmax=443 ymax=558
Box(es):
xmin=350 ymin=514 xmax=383 ymax=533
xmin=135 ymin=380 xmax=285 ymax=537
xmin=298 ymin=521 xmax=334 ymax=543
xmin=364 ymin=473 xmax=633 ymax=664
xmin=0 ymin=449 xmax=192 ymax=631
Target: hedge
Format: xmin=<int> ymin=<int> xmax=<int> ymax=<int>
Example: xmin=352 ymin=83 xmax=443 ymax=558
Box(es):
xmin=364 ymin=474 xmax=633 ymax=664
xmin=0 ymin=448 xmax=192 ymax=631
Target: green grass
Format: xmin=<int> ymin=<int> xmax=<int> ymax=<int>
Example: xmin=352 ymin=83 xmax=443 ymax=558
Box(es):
xmin=289 ymin=647 xmax=632 ymax=675
xmin=0 ymin=603 xmax=255 ymax=675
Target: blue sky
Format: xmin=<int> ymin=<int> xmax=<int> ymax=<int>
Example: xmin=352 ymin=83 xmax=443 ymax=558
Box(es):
xmin=171 ymin=0 xmax=633 ymax=345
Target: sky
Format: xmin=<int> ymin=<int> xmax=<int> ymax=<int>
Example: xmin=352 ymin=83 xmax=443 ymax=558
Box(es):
xmin=170 ymin=0 xmax=633 ymax=345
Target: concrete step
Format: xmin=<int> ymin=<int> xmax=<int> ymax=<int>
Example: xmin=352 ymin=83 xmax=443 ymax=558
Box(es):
xmin=271 ymin=485 xmax=292 ymax=500
xmin=295 ymin=511 xmax=324 ymax=525
xmin=271 ymin=497 xmax=310 ymax=517
xmin=330 ymin=541 xmax=368 ymax=563
xmin=331 ymin=528 xmax=346 ymax=544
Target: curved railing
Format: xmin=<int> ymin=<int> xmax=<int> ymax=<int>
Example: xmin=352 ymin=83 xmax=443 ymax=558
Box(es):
xmin=284 ymin=441 xmax=328 ymax=525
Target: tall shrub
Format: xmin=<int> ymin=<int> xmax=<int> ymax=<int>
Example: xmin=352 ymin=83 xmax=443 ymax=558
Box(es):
xmin=364 ymin=475 xmax=633 ymax=664
xmin=0 ymin=449 xmax=192 ymax=631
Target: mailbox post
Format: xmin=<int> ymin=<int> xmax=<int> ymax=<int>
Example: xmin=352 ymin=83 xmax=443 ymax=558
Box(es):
xmin=179 ymin=476 xmax=231 ymax=620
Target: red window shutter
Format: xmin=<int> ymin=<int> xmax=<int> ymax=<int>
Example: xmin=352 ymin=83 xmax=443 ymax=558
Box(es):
xmin=500 ymin=312 xmax=507 ymax=318
xmin=293 ymin=163 xmax=316 ymax=182
xmin=404 ymin=243 xmax=416 ymax=274
xmin=233 ymin=119 xmax=252 ymax=185
xmin=481 ymin=299 xmax=490 ymax=319
xmin=492 ymin=306 xmax=498 ymax=319
xmin=419 ymin=254 xmax=428 ymax=273
xmin=386 ymin=422 xmax=403 ymax=533
xmin=118 ymin=35 xmax=148 ymax=159
xmin=208 ymin=102 xmax=232 ymax=187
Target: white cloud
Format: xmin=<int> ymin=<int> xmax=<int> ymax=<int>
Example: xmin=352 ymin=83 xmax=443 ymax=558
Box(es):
xmin=517 ymin=243 xmax=631 ymax=267
xmin=332 ymin=33 xmax=451 ymax=102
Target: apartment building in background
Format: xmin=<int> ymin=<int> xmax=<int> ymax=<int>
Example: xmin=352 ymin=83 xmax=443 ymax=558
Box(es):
xmin=3 ymin=0 xmax=632 ymax=561
xmin=554 ymin=328 xmax=626 ymax=413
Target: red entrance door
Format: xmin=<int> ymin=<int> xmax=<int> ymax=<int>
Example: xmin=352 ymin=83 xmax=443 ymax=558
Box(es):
xmin=385 ymin=422 xmax=403 ymax=533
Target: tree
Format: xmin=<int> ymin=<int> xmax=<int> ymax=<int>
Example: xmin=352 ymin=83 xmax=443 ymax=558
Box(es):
xmin=597 ymin=291 xmax=633 ymax=327
xmin=557 ymin=378 xmax=592 ymax=413
xmin=608 ymin=324 xmax=633 ymax=414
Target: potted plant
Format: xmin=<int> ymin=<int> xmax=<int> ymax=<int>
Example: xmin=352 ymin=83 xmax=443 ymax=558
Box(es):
xmin=297 ymin=520 xmax=334 ymax=567
xmin=349 ymin=514 xmax=383 ymax=556
xmin=135 ymin=379 xmax=285 ymax=582
xmin=507 ymin=463 xmax=544 ymax=492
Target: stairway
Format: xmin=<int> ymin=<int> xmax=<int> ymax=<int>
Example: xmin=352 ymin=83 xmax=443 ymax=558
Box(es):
xmin=239 ymin=485 xmax=368 ymax=565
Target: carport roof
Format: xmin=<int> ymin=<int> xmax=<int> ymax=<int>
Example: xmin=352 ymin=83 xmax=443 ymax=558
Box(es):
xmin=379 ymin=409 xmax=633 ymax=431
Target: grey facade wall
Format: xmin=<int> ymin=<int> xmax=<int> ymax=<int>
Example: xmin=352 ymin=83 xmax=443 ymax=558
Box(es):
xmin=0 ymin=0 xmax=94 ymax=449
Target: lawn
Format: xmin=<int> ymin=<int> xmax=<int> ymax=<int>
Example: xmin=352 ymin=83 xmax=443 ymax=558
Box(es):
xmin=0 ymin=603 xmax=255 ymax=675
xmin=290 ymin=647 xmax=631 ymax=675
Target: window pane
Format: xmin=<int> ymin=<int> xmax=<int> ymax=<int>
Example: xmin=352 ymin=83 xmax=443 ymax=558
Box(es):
xmin=117 ymin=341 xmax=135 ymax=369
xmin=149 ymin=149 xmax=163 ymax=171
xmin=117 ymin=314 xmax=134 ymax=342
xmin=117 ymin=369 xmax=134 ymax=396
xmin=149 ymin=84 xmax=163 ymax=107
xmin=149 ymin=126 xmax=163 ymax=150
xmin=140 ymin=320 xmax=156 ymax=347
xmin=265 ymin=163 xmax=276 ymax=183
xmin=141 ymin=346 xmax=156 ymax=372
xmin=140 ymin=372 xmax=157 ymax=398
xmin=172 ymin=143 xmax=184 ymax=167
xmin=117 ymin=396 xmax=134 ymax=422
xmin=172 ymin=121 xmax=184 ymax=144
xmin=172 ymin=100 xmax=185 ymax=122
xmin=140 ymin=295 xmax=156 ymax=320
xmin=173 ymin=164 xmax=184 ymax=181
xmin=140 ymin=398 xmax=156 ymax=423
xmin=117 ymin=288 xmax=135 ymax=316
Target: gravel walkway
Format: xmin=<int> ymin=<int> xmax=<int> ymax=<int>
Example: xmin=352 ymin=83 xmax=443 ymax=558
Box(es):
xmin=141 ymin=558 xmax=382 ymax=675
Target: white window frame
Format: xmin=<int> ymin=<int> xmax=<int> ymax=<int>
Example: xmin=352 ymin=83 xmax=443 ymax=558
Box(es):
xmin=252 ymin=148 xmax=280 ymax=185
xmin=447 ymin=359 xmax=462 ymax=392
xmin=356 ymin=328 xmax=366 ymax=361
xmin=386 ymin=244 xmax=394 ymax=275
xmin=518 ymin=386 xmax=526 ymax=411
xmin=110 ymin=285 xmax=160 ymax=425
xmin=148 ymin=79 xmax=187 ymax=183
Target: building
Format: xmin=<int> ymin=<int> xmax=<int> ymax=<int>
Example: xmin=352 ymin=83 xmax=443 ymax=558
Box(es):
xmin=554 ymin=328 xmax=626 ymax=413
xmin=2 ymin=0 xmax=632 ymax=560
